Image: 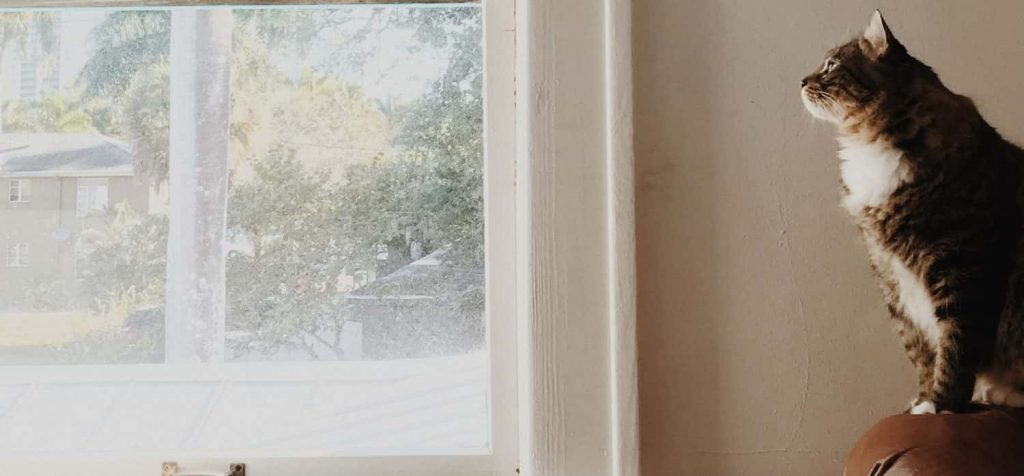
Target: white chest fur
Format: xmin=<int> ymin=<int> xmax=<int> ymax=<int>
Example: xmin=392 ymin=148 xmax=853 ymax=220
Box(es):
xmin=838 ymin=137 xmax=910 ymax=213
xmin=887 ymin=255 xmax=941 ymax=346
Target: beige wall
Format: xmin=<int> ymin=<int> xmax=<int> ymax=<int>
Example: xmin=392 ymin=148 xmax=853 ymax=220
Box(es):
xmin=635 ymin=1 xmax=1024 ymax=474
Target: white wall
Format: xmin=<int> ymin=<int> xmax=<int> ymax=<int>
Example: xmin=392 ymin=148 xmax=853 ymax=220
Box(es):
xmin=635 ymin=1 xmax=1024 ymax=474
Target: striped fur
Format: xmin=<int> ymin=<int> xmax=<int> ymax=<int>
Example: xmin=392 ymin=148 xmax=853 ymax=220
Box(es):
xmin=802 ymin=11 xmax=1024 ymax=413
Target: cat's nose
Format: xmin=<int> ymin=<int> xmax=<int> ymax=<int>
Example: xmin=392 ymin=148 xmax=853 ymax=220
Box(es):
xmin=801 ymin=78 xmax=808 ymax=87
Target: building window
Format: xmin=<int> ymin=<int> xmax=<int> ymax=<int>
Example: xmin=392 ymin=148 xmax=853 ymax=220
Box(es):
xmin=76 ymin=178 xmax=109 ymax=217
xmin=6 ymin=243 xmax=28 ymax=267
xmin=9 ymin=179 xmax=30 ymax=203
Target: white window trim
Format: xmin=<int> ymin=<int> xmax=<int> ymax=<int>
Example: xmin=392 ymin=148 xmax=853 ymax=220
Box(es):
xmin=6 ymin=243 xmax=29 ymax=268
xmin=9 ymin=179 xmax=29 ymax=203
xmin=484 ymin=0 xmax=519 ymax=473
xmin=76 ymin=178 xmax=109 ymax=217
xmin=515 ymin=0 xmax=638 ymax=475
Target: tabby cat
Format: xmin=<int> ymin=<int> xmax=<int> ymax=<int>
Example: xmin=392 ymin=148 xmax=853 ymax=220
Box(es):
xmin=801 ymin=10 xmax=1024 ymax=414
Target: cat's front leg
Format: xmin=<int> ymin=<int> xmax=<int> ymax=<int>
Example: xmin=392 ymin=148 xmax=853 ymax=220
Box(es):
xmin=893 ymin=314 xmax=936 ymax=412
xmin=925 ymin=319 xmax=979 ymax=414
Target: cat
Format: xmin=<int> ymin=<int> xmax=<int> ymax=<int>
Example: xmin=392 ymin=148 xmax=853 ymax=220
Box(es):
xmin=801 ymin=10 xmax=1024 ymax=414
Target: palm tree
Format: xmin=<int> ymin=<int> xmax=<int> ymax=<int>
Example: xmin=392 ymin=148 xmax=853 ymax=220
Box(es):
xmin=78 ymin=11 xmax=169 ymax=99
xmin=3 ymin=93 xmax=93 ymax=133
xmin=164 ymin=9 xmax=234 ymax=363
xmin=0 ymin=12 xmax=55 ymax=133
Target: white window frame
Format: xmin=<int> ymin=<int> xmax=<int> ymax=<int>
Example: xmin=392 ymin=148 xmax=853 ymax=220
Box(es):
xmin=9 ymin=179 xmax=30 ymax=203
xmin=6 ymin=243 xmax=29 ymax=267
xmin=515 ymin=0 xmax=638 ymax=475
xmin=76 ymin=178 xmax=109 ymax=217
xmin=0 ymin=0 xmax=640 ymax=474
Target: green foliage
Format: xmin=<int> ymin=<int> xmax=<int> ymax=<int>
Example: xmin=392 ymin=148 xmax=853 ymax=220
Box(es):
xmin=54 ymin=320 xmax=163 ymax=365
xmin=230 ymin=65 xmax=390 ymax=183
xmin=78 ymin=11 xmax=170 ymax=99
xmin=76 ymin=11 xmax=170 ymax=184
xmin=233 ymin=8 xmax=320 ymax=56
xmin=363 ymin=7 xmax=484 ymax=267
xmin=0 ymin=12 xmax=55 ymax=66
xmin=49 ymin=205 xmax=167 ymax=364
xmin=79 ymin=11 xmax=390 ymax=186
xmin=68 ymin=7 xmax=485 ymax=360
xmin=76 ymin=204 xmax=168 ymax=315
xmin=337 ymin=156 xmax=431 ymax=272
xmin=3 ymin=277 xmax=72 ymax=312
xmin=2 ymin=93 xmax=94 ymax=133
xmin=227 ymin=151 xmax=349 ymax=359
xmin=117 ymin=61 xmax=170 ymax=183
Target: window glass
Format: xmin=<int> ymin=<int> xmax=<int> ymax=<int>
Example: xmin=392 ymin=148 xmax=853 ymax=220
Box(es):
xmin=5 ymin=244 xmax=28 ymax=267
xmin=76 ymin=178 xmax=108 ymax=216
xmin=8 ymin=180 xmax=29 ymax=202
xmin=0 ymin=4 xmax=486 ymax=458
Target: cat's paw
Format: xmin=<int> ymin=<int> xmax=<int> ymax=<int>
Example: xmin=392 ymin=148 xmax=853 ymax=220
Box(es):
xmin=909 ymin=399 xmax=937 ymax=415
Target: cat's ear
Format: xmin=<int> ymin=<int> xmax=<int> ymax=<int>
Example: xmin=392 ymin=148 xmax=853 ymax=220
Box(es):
xmin=863 ymin=10 xmax=897 ymax=57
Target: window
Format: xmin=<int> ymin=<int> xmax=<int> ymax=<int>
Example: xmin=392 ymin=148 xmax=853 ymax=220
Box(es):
xmin=5 ymin=243 xmax=28 ymax=267
xmin=76 ymin=178 xmax=108 ymax=216
xmin=0 ymin=1 xmax=516 ymax=474
xmin=8 ymin=179 xmax=29 ymax=203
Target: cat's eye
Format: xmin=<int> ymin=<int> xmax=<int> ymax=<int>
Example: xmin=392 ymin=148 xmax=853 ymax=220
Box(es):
xmin=824 ymin=59 xmax=838 ymax=73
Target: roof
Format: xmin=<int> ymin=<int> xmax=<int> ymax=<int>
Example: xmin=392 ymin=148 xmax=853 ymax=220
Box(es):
xmin=0 ymin=133 xmax=134 ymax=178
xmin=345 ymin=247 xmax=484 ymax=302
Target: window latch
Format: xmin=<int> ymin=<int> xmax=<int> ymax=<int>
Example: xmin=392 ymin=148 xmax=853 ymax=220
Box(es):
xmin=161 ymin=462 xmax=245 ymax=476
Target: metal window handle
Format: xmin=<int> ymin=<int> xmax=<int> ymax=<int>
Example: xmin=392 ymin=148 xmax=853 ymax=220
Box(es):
xmin=162 ymin=462 xmax=245 ymax=476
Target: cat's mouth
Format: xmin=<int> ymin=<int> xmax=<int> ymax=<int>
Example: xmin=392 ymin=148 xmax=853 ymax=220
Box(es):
xmin=801 ymin=87 xmax=841 ymax=122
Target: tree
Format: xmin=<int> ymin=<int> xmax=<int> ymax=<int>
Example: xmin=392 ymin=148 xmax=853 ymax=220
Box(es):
xmin=71 ymin=6 xmax=487 ymax=360
xmin=77 ymin=11 xmax=170 ymax=184
xmin=77 ymin=11 xmax=169 ymax=99
xmin=225 ymin=7 xmax=488 ymax=357
xmin=164 ymin=8 xmax=233 ymax=364
xmin=226 ymin=151 xmax=350 ymax=359
xmin=322 ymin=7 xmax=486 ymax=357
xmin=79 ymin=10 xmax=389 ymax=186
xmin=278 ymin=70 xmax=390 ymax=170
xmin=2 ymin=93 xmax=94 ymax=132
xmin=66 ymin=204 xmax=168 ymax=364
xmin=338 ymin=7 xmax=484 ymax=269
xmin=76 ymin=204 xmax=168 ymax=316
xmin=117 ymin=61 xmax=169 ymax=183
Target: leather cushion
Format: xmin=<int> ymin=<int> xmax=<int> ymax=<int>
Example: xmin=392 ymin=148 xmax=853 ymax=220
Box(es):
xmin=845 ymin=406 xmax=1024 ymax=475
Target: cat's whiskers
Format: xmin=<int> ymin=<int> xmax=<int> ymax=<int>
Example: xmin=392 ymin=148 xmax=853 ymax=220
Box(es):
xmin=802 ymin=88 xmax=842 ymax=122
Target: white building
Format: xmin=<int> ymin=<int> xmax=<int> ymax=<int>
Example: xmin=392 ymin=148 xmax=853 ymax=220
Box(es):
xmin=0 ymin=11 xmax=101 ymax=102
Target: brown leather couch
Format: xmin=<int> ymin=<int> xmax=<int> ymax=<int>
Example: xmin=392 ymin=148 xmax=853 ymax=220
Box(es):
xmin=845 ymin=405 xmax=1024 ymax=475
